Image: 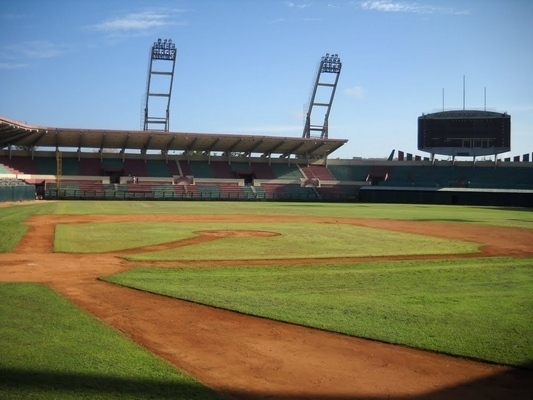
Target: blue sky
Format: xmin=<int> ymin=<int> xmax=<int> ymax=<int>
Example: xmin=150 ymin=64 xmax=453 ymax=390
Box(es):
xmin=0 ymin=0 xmax=531 ymax=159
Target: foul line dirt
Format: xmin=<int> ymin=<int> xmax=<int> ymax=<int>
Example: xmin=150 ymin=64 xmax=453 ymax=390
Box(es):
xmin=1 ymin=214 xmax=532 ymax=399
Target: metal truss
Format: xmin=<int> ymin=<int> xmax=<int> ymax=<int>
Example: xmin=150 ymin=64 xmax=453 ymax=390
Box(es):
xmin=143 ymin=39 xmax=177 ymax=132
xmin=302 ymin=53 xmax=342 ymax=139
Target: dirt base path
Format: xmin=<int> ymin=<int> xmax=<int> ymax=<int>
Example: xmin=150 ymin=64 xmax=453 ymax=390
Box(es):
xmin=1 ymin=214 xmax=532 ymax=399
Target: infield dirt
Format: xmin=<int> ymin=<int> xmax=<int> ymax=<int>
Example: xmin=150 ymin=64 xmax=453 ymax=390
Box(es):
xmin=1 ymin=214 xmax=532 ymax=399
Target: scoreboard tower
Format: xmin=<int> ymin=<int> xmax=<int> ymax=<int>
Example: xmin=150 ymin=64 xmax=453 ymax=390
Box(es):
xmin=418 ymin=110 xmax=510 ymax=159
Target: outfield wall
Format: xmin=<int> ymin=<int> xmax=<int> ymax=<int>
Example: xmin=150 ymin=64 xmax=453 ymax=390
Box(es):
xmin=0 ymin=184 xmax=35 ymax=202
xmin=358 ymin=186 xmax=533 ymax=208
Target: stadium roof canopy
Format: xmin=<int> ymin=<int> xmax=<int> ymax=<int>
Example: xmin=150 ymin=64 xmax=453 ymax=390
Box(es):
xmin=0 ymin=116 xmax=347 ymax=159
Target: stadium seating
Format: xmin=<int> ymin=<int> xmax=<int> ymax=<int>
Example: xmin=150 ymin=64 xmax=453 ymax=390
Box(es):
xmin=250 ymin=162 xmax=277 ymax=179
xmin=124 ymin=159 xmax=148 ymax=178
xmin=1 ymin=152 xmax=531 ymax=204
xmin=0 ymin=162 xmax=12 ymax=175
xmin=299 ymin=164 xmax=336 ymax=180
xmin=187 ymin=161 xmax=215 ymax=178
xmin=79 ymin=158 xmax=103 ymax=176
xmin=211 ymin=161 xmax=235 ymax=179
xmin=270 ymin=163 xmax=303 ymax=180
xmin=177 ymin=160 xmax=192 ymax=176
xmin=0 ymin=156 xmax=38 ymax=175
xmin=145 ymin=160 xmax=173 ymax=177
xmin=328 ymin=164 xmax=371 ymax=182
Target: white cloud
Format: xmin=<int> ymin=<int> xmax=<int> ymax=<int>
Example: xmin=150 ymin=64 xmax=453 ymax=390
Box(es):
xmin=23 ymin=41 xmax=68 ymax=58
xmin=344 ymin=86 xmax=365 ymax=99
xmin=1 ymin=13 xmax=30 ymax=21
xmin=92 ymin=12 xmax=170 ymax=32
xmin=2 ymin=41 xmax=68 ymax=60
xmin=284 ymin=2 xmax=312 ymax=9
xmin=0 ymin=62 xmax=29 ymax=70
xmin=360 ymin=1 xmax=469 ymax=15
xmin=89 ymin=9 xmax=186 ymax=37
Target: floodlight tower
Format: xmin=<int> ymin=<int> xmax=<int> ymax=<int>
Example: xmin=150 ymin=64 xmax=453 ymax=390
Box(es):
xmin=302 ymin=53 xmax=342 ymax=139
xmin=143 ymin=39 xmax=177 ymax=131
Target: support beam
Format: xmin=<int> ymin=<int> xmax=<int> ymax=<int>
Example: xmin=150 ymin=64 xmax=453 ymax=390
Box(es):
xmin=303 ymin=53 xmax=341 ymax=139
xmin=143 ymin=38 xmax=177 ymax=132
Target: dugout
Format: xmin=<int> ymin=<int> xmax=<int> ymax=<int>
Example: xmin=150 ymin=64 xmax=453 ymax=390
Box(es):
xmin=358 ymin=186 xmax=533 ymax=208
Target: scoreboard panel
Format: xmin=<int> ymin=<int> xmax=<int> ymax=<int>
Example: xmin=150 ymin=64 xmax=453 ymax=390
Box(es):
xmin=418 ymin=110 xmax=510 ymax=157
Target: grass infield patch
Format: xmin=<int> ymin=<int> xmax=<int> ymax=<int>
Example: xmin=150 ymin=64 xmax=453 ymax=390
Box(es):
xmin=0 ymin=283 xmax=223 ymax=399
xmin=104 ymin=257 xmax=533 ymax=367
xmin=0 ymin=203 xmax=55 ymax=252
xmin=55 ymin=222 xmax=196 ymax=253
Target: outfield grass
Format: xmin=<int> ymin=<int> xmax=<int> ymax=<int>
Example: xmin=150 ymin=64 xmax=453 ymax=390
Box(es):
xmin=104 ymin=257 xmax=533 ymax=367
xmin=0 ymin=283 xmax=224 ymax=400
xmin=55 ymin=221 xmax=479 ymax=259
xmin=2 ymin=201 xmax=532 ymax=253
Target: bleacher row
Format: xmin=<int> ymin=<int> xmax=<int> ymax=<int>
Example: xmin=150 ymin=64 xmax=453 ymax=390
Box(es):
xmin=328 ymin=163 xmax=533 ymax=190
xmin=1 ymin=155 xmax=532 ymax=201
xmin=1 ymin=157 xmax=311 ymax=180
xmin=40 ymin=181 xmax=334 ymax=201
xmin=0 ymin=156 xmax=358 ymax=201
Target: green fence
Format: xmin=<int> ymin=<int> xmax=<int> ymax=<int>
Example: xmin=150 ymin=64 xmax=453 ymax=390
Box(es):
xmin=358 ymin=187 xmax=533 ymax=208
xmin=0 ymin=185 xmax=36 ymax=202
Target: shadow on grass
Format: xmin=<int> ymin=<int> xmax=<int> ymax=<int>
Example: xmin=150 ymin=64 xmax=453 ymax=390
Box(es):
xmin=0 ymin=367 xmax=223 ymax=399
xmin=1 ymin=363 xmax=532 ymax=400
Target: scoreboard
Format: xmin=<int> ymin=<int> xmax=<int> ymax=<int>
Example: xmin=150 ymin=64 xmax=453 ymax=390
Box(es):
xmin=418 ymin=110 xmax=510 ymax=157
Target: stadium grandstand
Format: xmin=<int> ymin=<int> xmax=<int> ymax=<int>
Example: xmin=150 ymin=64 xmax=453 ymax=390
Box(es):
xmin=1 ymin=115 xmax=532 ymax=207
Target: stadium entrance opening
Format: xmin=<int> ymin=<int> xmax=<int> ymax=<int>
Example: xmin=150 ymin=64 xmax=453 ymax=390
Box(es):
xmin=102 ymin=168 xmax=123 ymax=184
xmin=235 ymin=169 xmax=254 ymax=186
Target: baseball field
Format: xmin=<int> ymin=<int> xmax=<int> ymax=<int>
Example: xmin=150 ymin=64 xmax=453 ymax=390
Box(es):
xmin=1 ymin=200 xmax=532 ymax=399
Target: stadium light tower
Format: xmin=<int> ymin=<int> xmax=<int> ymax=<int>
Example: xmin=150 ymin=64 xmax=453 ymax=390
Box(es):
xmin=302 ymin=53 xmax=342 ymax=139
xmin=143 ymin=39 xmax=177 ymax=131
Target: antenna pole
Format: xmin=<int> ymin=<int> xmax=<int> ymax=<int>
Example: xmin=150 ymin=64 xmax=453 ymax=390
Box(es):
xmin=442 ymin=88 xmax=444 ymax=111
xmin=463 ymin=75 xmax=465 ymax=110
xmin=484 ymin=87 xmax=487 ymax=111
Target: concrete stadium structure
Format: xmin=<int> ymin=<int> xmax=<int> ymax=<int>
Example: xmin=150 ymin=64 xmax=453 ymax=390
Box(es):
xmin=1 ymin=116 xmax=532 ymax=207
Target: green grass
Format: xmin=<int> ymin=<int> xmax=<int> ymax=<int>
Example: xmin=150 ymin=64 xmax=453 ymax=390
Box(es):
xmin=0 ymin=283 xmax=224 ymax=400
xmin=2 ymin=202 xmax=532 ymax=253
xmin=2 ymin=200 xmax=533 ymax=373
xmin=55 ymin=221 xmax=479 ymax=259
xmin=55 ymin=223 xmax=196 ymax=253
xmin=103 ymin=258 xmax=533 ymax=367
xmin=47 ymin=201 xmax=529 ymax=228
xmin=0 ymin=202 xmax=56 ymax=252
